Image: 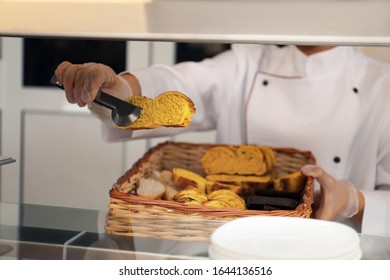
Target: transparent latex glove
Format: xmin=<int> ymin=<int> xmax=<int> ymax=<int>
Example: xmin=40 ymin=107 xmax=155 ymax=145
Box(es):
xmin=54 ymin=61 xmax=132 ymax=107
xmin=301 ymin=164 xmax=359 ymax=220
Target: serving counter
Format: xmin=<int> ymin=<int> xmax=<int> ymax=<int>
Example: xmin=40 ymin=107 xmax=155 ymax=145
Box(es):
xmin=0 ymin=202 xmax=389 ymax=260
xmin=0 ymin=202 xmax=210 ymax=260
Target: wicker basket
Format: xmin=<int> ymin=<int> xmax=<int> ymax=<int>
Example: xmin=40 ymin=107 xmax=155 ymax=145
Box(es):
xmin=106 ymin=141 xmax=316 ymax=241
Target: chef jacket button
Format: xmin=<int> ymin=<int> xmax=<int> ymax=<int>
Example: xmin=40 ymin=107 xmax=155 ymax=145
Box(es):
xmin=353 ymin=87 xmax=359 ymax=94
xmin=333 ymin=156 xmax=341 ymax=163
xmin=263 ymin=80 xmax=268 ymax=86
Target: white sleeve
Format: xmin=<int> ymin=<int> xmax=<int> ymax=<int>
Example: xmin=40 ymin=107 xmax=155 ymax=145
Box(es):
xmin=361 ymin=110 xmax=390 ymax=236
xmin=361 ymin=188 xmax=390 ymax=236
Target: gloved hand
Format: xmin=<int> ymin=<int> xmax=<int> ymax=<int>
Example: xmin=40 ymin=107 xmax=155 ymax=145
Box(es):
xmin=301 ymin=164 xmax=359 ymax=220
xmin=54 ymin=61 xmax=133 ymax=107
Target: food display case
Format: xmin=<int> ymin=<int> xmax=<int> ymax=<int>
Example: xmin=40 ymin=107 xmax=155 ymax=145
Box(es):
xmin=1 ymin=0 xmax=390 ymax=259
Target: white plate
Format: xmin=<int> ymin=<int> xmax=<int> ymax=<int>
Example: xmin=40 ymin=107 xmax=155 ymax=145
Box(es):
xmin=210 ymin=216 xmax=362 ymax=259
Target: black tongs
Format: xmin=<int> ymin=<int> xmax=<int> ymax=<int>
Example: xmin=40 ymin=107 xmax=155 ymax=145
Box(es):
xmin=50 ymin=75 xmax=142 ymax=126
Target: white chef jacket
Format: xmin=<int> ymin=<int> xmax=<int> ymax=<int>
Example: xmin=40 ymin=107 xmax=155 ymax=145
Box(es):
xmin=90 ymin=45 xmax=390 ymax=236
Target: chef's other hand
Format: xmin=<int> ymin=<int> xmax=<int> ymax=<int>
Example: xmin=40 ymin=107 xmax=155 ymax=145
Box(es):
xmin=301 ymin=164 xmax=362 ymax=221
xmin=54 ymin=61 xmax=132 ymax=107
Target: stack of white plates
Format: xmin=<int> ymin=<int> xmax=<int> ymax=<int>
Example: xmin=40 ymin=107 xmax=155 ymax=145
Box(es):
xmin=209 ymin=216 xmax=362 ymax=259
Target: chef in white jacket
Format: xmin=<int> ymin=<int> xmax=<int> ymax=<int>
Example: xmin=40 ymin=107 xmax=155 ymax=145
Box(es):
xmin=55 ymin=44 xmax=390 ymax=236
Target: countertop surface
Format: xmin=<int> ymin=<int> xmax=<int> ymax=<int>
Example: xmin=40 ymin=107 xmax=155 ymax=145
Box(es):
xmin=0 ymin=202 xmax=389 ymax=260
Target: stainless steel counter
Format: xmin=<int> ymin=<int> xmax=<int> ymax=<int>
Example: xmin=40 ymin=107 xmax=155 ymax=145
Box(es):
xmin=0 ymin=202 xmax=389 ymax=260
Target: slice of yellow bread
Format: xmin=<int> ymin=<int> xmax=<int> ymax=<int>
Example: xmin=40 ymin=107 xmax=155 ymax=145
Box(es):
xmin=172 ymin=168 xmax=208 ymax=193
xmin=154 ymin=91 xmax=196 ymax=127
xmin=206 ymin=174 xmax=272 ymax=196
xmin=123 ymin=96 xmax=159 ymax=129
xmin=201 ymin=145 xmax=269 ymax=176
xmin=205 ymin=174 xmax=271 ymax=186
xmin=273 ymin=171 xmax=307 ymax=193
xmin=119 ymin=91 xmax=196 ymax=130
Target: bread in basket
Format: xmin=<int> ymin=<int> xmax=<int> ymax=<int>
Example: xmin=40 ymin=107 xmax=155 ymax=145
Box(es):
xmin=105 ymin=141 xmax=315 ymax=241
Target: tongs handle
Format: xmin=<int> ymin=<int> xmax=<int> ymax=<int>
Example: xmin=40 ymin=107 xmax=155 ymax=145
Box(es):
xmin=49 ymin=75 xmax=141 ymax=126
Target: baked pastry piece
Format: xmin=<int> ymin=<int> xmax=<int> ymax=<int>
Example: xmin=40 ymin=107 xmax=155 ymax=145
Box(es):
xmin=205 ymin=181 xmax=242 ymax=194
xmin=136 ymin=178 xmax=165 ymax=199
xmin=154 ymin=91 xmax=195 ymax=127
xmin=273 ymin=171 xmax=307 ymax=193
xmin=171 ymin=171 xmax=246 ymax=209
xmin=172 ymin=188 xmax=208 ymax=205
xmin=205 ymin=174 xmax=271 ymax=186
xmin=172 ymin=168 xmax=243 ymax=194
xmin=203 ymin=200 xmax=231 ymax=208
xmin=201 ymin=145 xmax=270 ymax=176
xmin=201 ymin=144 xmax=276 ymax=196
xmin=150 ymin=170 xmax=181 ymax=200
xmin=258 ymin=145 xmax=276 ymax=175
xmin=172 ymin=168 xmax=208 ymax=193
xmin=120 ymin=91 xmax=196 ymax=130
xmin=121 ymin=96 xmax=158 ymax=129
xmin=205 ymin=174 xmax=271 ymax=196
xmin=207 ymin=189 xmax=246 ymax=209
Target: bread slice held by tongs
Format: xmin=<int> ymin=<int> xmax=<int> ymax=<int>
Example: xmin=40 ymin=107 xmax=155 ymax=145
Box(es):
xmin=121 ymin=91 xmax=196 ymax=130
